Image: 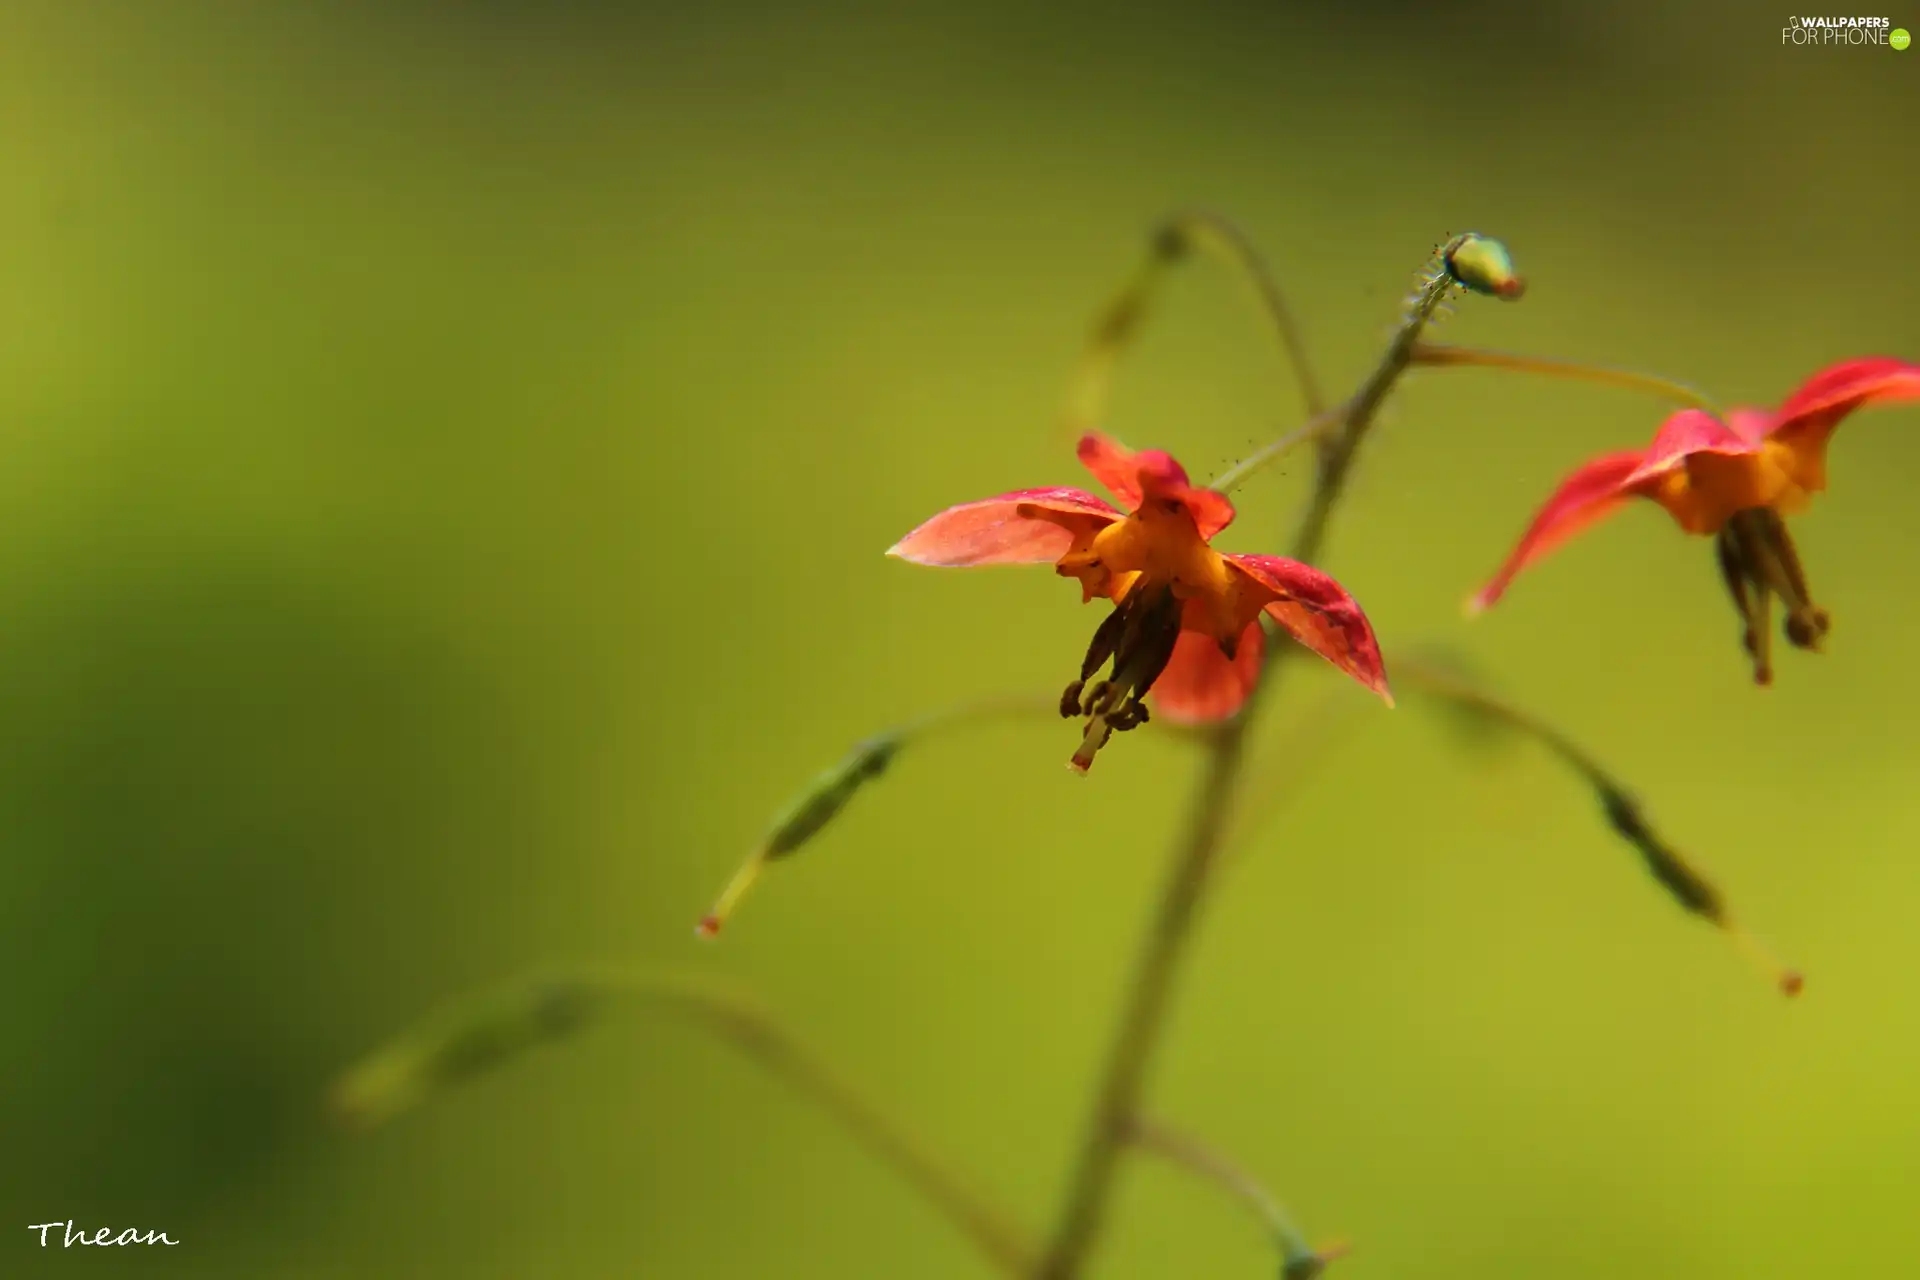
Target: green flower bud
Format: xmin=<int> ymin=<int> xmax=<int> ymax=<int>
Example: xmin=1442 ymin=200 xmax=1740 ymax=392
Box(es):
xmin=1442 ymin=233 xmax=1526 ymax=300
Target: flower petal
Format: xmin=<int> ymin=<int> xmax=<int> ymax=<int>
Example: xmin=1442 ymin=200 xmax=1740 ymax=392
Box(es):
xmin=1076 ymin=432 xmax=1235 ymax=538
xmin=1223 ymin=554 xmax=1391 ymax=703
xmin=1470 ymin=450 xmax=1648 ymax=612
xmin=1622 ymin=409 xmax=1761 ymax=487
xmin=1618 ymin=410 xmax=1790 ymax=534
xmin=1136 ymin=453 xmax=1236 ymax=540
xmin=886 ymin=487 xmax=1120 ymax=566
xmin=1076 ymin=432 xmax=1146 ymax=511
xmin=1775 ymin=356 xmax=1920 ymax=422
xmin=1150 ymin=614 xmax=1265 ymax=723
xmin=1724 ymin=408 xmax=1778 ymax=444
xmin=1767 ymin=356 xmax=1920 ymax=493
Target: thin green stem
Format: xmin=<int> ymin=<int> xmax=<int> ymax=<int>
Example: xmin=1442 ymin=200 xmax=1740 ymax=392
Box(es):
xmin=699 ymin=690 xmax=1062 ymax=937
xmin=642 ymin=977 xmax=1041 ymax=1274
xmin=1410 ymin=342 xmax=1725 ymax=417
xmin=1391 ymin=656 xmax=1611 ymax=786
xmin=1065 ymin=210 xmax=1324 ymax=440
xmin=1167 ymin=211 xmax=1328 ymax=415
xmin=1208 ymin=402 xmax=1349 ymax=494
xmin=1220 ymin=683 xmax=1370 ymax=864
xmin=1391 ymin=655 xmax=1802 ymax=996
xmin=1124 ymin=1115 xmax=1322 ymax=1264
xmin=1289 ymin=271 xmax=1457 ymax=565
xmin=896 ymin=690 xmax=1068 ymax=739
xmin=1035 ymin=253 xmax=1463 ymax=1280
xmin=335 ymin=971 xmax=1039 ymax=1275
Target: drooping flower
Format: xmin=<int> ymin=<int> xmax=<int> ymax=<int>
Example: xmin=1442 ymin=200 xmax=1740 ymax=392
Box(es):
xmin=1472 ymin=357 xmax=1920 ymax=683
xmin=888 ymin=431 xmax=1392 ymax=772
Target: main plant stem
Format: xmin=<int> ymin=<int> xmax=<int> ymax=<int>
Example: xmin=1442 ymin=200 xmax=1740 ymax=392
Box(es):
xmin=1034 ymin=271 xmax=1457 ymax=1279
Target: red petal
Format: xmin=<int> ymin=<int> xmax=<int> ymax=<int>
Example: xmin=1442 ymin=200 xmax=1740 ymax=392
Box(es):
xmin=1076 ymin=432 xmax=1146 ymax=510
xmin=886 ymin=487 xmax=1120 ymax=566
xmin=1223 ymin=554 xmax=1391 ymax=702
xmin=1767 ymin=356 xmax=1920 ymax=492
xmin=1775 ymin=356 xmax=1920 ymax=422
xmin=1076 ymin=431 xmax=1235 ymax=538
xmin=1724 ymin=408 xmax=1778 ymax=444
xmin=1470 ymin=450 xmax=1647 ymax=612
xmin=1150 ymin=615 xmax=1265 ymax=723
xmin=1622 ymin=409 xmax=1761 ymax=487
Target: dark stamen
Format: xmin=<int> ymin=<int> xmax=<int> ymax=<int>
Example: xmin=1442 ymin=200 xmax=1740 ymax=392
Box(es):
xmin=1714 ymin=527 xmax=1770 ymax=685
xmin=1063 ymin=583 xmax=1185 ymax=771
xmin=1111 ymin=586 xmax=1184 ymax=703
xmin=1059 ymin=680 xmax=1086 ymax=719
xmin=1725 ymin=508 xmax=1828 ymax=670
xmin=1752 ymin=509 xmax=1813 ymax=606
xmin=1080 ymin=590 xmax=1135 ymax=679
xmin=1749 ymin=567 xmax=1775 ymax=686
xmin=1785 ymin=610 xmax=1829 ymax=649
xmin=1755 ymin=510 xmax=1831 ymax=649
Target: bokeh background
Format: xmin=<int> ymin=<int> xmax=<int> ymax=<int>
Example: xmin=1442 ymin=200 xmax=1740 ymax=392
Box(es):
xmin=3 ymin=0 xmax=1917 ymax=1275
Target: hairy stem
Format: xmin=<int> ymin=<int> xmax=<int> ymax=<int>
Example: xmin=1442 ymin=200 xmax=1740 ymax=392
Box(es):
xmin=1410 ymin=342 xmax=1725 ymax=416
xmin=1209 ymin=402 xmax=1349 ymax=494
xmin=1290 ymin=272 xmax=1457 ymax=564
xmin=1035 ymin=254 xmax=1463 ymax=1279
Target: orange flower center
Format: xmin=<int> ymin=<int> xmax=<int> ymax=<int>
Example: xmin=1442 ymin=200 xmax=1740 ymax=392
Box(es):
xmin=1649 ymin=438 xmax=1819 ymax=535
xmin=1022 ymin=497 xmax=1261 ymax=644
xmin=1016 ymin=495 xmax=1274 ymax=772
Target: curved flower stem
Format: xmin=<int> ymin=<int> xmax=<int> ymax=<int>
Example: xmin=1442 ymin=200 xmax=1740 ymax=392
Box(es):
xmin=1035 ymin=252 xmax=1465 ymax=1280
xmin=1125 ymin=1114 xmax=1339 ymax=1277
xmin=1220 ymin=683 xmax=1370 ymax=862
xmin=1390 ymin=656 xmax=1802 ymax=996
xmin=698 ymin=690 xmax=1063 ymax=938
xmin=1065 ymin=209 xmax=1325 ymax=440
xmin=1410 ymin=342 xmax=1726 ymax=416
xmin=334 ymin=970 xmax=1039 ymax=1275
xmin=1208 ymin=402 xmax=1349 ymax=495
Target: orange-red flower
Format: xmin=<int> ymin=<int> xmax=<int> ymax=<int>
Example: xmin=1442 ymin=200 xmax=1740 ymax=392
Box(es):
xmin=888 ymin=431 xmax=1392 ymax=771
xmin=1473 ymin=357 xmax=1920 ymax=683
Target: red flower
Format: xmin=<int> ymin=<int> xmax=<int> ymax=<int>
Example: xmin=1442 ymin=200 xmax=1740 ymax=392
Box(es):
xmin=888 ymin=431 xmax=1392 ymax=771
xmin=1472 ymin=357 xmax=1920 ymax=683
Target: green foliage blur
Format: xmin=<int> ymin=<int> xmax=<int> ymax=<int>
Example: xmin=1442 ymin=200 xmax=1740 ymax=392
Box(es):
xmin=3 ymin=1 xmax=1916 ymax=1275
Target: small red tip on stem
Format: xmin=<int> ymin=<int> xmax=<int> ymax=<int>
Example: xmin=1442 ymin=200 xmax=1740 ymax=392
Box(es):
xmin=696 ymin=851 xmax=770 ymax=941
xmin=1727 ymin=924 xmax=1800 ymax=998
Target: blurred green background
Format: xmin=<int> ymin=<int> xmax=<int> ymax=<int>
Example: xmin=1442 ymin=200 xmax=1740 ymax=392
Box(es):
xmin=3 ymin=0 xmax=1917 ymax=1275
